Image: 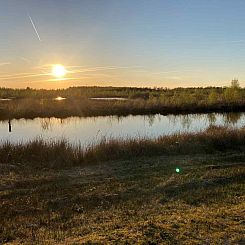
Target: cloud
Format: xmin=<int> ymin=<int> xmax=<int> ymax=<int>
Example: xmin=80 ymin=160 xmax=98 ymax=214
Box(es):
xmin=0 ymin=64 xmax=144 ymax=82
xmin=67 ymin=66 xmax=139 ymax=74
xmin=0 ymin=62 xmax=11 ymax=67
xmin=211 ymin=40 xmax=245 ymax=45
xmin=20 ymin=57 xmax=31 ymax=63
xmin=0 ymin=72 xmax=50 ymax=80
xmin=226 ymin=40 xmax=245 ymax=44
xmin=164 ymin=76 xmax=183 ymax=80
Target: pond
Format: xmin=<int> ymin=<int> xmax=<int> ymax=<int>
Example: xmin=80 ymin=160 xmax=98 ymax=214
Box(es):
xmin=90 ymin=97 xmax=128 ymax=101
xmin=0 ymin=112 xmax=244 ymax=146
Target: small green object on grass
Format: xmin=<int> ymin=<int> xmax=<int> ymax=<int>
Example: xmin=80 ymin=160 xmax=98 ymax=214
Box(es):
xmin=175 ymin=167 xmax=181 ymax=173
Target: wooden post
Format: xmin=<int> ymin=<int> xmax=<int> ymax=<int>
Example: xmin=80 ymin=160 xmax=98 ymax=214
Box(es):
xmin=8 ymin=119 xmax=12 ymax=132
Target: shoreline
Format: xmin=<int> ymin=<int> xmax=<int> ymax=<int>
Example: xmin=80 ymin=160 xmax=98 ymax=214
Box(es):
xmin=1 ymin=126 xmax=245 ymax=169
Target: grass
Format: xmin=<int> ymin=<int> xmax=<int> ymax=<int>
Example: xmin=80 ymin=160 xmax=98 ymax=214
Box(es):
xmin=1 ymin=153 xmax=244 ymax=244
xmin=1 ymin=126 xmax=245 ymax=168
xmin=0 ymin=126 xmax=244 ymax=244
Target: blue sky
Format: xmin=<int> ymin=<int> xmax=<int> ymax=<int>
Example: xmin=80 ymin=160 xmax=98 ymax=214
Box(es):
xmin=1 ymin=0 xmax=245 ymax=88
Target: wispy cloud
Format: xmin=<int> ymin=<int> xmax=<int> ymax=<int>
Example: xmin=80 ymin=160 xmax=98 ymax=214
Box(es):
xmin=47 ymin=77 xmax=76 ymax=82
xmin=67 ymin=66 xmax=142 ymax=74
xmin=133 ymin=69 xmax=196 ymax=75
xmin=20 ymin=57 xmax=31 ymax=63
xmin=210 ymin=39 xmax=245 ymax=45
xmin=164 ymin=76 xmax=183 ymax=80
xmin=152 ymin=70 xmax=193 ymax=75
xmin=229 ymin=40 xmax=245 ymax=43
xmin=0 ymin=62 xmax=11 ymax=67
xmin=0 ymin=64 xmax=144 ymax=82
xmin=0 ymin=72 xmax=50 ymax=80
xmin=35 ymin=64 xmax=143 ymax=76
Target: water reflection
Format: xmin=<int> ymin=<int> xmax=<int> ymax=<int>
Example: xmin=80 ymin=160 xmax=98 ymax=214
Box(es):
xmin=90 ymin=97 xmax=128 ymax=101
xmin=1 ymin=112 xmax=245 ymax=146
xmin=40 ymin=118 xmax=53 ymax=131
xmin=54 ymin=96 xmax=66 ymax=101
xmin=223 ymin=113 xmax=242 ymax=125
xmin=145 ymin=115 xmax=156 ymax=127
xmin=207 ymin=113 xmax=216 ymax=125
xmin=181 ymin=115 xmax=192 ymax=130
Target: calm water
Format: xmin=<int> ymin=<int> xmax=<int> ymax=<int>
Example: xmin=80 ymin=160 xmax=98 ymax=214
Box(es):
xmin=0 ymin=113 xmax=244 ymax=146
xmin=90 ymin=97 xmax=128 ymax=101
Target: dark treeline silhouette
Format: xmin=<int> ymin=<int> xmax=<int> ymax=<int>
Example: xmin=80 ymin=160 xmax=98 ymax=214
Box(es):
xmin=0 ymin=86 xmax=157 ymax=99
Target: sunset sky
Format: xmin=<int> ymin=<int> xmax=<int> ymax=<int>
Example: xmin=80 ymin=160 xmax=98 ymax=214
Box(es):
xmin=1 ymin=0 xmax=245 ymax=88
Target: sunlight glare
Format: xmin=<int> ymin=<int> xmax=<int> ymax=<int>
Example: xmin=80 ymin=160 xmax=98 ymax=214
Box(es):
xmin=52 ymin=64 xmax=67 ymax=78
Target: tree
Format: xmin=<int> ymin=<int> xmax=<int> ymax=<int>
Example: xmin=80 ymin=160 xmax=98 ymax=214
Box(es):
xmin=231 ymin=79 xmax=240 ymax=89
xmin=223 ymin=79 xmax=241 ymax=103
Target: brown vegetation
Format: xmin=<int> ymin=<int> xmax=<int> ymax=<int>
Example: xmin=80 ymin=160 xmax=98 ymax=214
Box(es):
xmin=1 ymin=126 xmax=245 ymax=169
xmin=1 ymin=151 xmax=244 ymax=244
xmin=0 ymin=84 xmax=245 ymax=119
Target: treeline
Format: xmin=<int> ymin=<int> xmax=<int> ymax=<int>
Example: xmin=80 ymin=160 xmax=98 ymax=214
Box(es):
xmin=0 ymin=81 xmax=244 ymax=105
xmin=0 ymin=86 xmax=155 ymax=99
xmin=0 ymin=81 xmax=245 ymax=119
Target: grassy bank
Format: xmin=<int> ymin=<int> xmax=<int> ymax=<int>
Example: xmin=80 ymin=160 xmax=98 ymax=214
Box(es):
xmin=1 ymin=152 xmax=244 ymax=244
xmin=1 ymin=126 xmax=245 ymax=168
xmin=1 ymin=85 xmax=245 ymax=119
xmin=1 ymin=127 xmax=245 ymax=244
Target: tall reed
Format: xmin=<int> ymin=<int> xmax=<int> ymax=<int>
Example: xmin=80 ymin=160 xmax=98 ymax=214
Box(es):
xmin=1 ymin=126 xmax=244 ymax=168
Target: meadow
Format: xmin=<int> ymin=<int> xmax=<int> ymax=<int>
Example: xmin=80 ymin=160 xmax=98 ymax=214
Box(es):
xmin=1 ymin=126 xmax=244 ymax=244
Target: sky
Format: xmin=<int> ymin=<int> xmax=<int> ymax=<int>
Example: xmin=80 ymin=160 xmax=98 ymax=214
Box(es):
xmin=1 ymin=0 xmax=245 ymax=89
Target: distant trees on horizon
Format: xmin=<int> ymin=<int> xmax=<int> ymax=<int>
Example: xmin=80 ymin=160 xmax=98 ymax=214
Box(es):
xmin=0 ymin=79 xmax=244 ymax=107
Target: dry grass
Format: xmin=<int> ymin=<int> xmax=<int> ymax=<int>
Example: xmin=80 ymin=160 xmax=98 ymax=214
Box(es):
xmin=1 ymin=126 xmax=245 ymax=168
xmin=0 ymin=153 xmax=244 ymax=244
xmin=0 ymin=126 xmax=244 ymax=244
xmin=1 ymin=97 xmax=245 ymax=120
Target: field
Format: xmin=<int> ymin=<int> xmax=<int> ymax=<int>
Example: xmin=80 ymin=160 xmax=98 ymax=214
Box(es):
xmin=1 ymin=153 xmax=244 ymax=244
xmin=0 ymin=127 xmax=245 ymax=244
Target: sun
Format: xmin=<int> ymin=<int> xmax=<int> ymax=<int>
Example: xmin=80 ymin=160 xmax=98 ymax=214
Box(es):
xmin=52 ymin=64 xmax=67 ymax=78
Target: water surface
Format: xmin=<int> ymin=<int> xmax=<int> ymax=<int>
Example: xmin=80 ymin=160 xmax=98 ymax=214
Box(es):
xmin=90 ymin=97 xmax=128 ymax=101
xmin=0 ymin=113 xmax=244 ymax=146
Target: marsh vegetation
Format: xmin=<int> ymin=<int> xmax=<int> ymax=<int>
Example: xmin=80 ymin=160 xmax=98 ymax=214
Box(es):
xmin=0 ymin=82 xmax=245 ymax=119
xmin=1 ymin=85 xmax=245 ymax=244
xmin=1 ymin=135 xmax=244 ymax=243
xmin=1 ymin=126 xmax=245 ymax=168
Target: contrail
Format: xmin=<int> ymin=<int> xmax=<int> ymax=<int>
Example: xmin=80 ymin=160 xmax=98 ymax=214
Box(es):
xmin=28 ymin=14 xmax=41 ymax=41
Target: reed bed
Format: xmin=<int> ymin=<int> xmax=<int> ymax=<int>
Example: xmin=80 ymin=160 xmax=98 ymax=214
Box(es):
xmin=1 ymin=126 xmax=245 ymax=168
xmin=1 ymin=97 xmax=245 ymax=120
